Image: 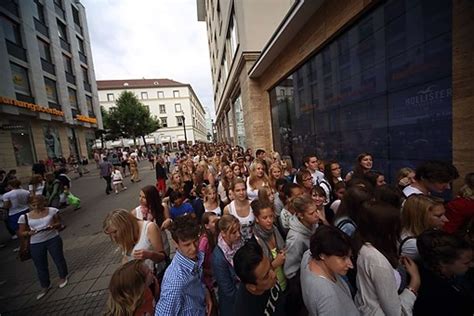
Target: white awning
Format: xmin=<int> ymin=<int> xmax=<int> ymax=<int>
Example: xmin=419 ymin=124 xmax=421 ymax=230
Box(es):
xmin=160 ymin=136 xmax=171 ymax=143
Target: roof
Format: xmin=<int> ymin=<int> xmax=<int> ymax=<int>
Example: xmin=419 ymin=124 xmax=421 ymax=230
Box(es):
xmin=96 ymin=79 xmax=186 ymax=90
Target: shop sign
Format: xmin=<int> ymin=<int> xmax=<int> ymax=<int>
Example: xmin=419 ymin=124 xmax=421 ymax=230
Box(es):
xmin=0 ymin=96 xmax=64 ymax=116
xmin=75 ymin=114 xmax=97 ymax=124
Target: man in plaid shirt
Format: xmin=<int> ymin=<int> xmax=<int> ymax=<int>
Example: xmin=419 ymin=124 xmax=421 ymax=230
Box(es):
xmin=155 ymin=214 xmax=212 ymax=315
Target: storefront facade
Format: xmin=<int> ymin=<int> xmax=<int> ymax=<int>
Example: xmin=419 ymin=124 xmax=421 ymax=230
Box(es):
xmin=248 ymin=0 xmax=473 ymax=184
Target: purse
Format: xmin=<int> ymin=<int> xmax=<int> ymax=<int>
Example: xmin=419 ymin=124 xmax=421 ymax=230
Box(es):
xmin=18 ymin=213 xmax=32 ymax=261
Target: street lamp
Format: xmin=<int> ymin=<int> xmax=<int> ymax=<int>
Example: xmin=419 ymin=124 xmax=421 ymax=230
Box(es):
xmin=181 ymin=115 xmax=187 ymax=145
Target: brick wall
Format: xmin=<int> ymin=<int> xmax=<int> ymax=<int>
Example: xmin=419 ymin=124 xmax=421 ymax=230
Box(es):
xmin=452 ymin=0 xmax=474 ymax=189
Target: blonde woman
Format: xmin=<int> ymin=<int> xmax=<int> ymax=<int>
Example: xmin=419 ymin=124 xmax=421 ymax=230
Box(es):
xmin=400 ymin=195 xmax=449 ymax=260
xmin=204 ymin=185 xmax=222 ymax=216
xmin=268 ymin=162 xmax=283 ymax=191
xmin=197 ymin=160 xmax=215 ymax=187
xmin=246 ymin=159 xmax=269 ymax=202
xmin=218 ymin=165 xmax=234 ymax=206
xmin=129 ymin=156 xmax=140 ymax=183
xmin=105 ymin=259 xmax=158 ymax=316
xmin=103 ymin=209 xmax=166 ymax=270
xmin=281 ymin=156 xmax=296 ymax=182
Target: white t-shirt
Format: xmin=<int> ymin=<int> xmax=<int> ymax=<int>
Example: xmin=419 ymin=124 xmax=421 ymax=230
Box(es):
xmin=228 ymin=201 xmax=255 ymax=241
xmin=402 ymin=185 xmax=424 ymax=197
xmin=29 ymin=181 xmax=45 ymax=196
xmin=112 ymin=170 xmax=123 ymax=183
xmin=2 ymin=189 xmax=30 ymax=216
xmin=18 ymin=208 xmax=59 ymax=244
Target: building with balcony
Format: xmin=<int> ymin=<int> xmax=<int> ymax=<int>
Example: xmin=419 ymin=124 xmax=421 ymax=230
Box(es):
xmin=97 ymin=79 xmax=208 ymax=150
xmin=0 ymin=0 xmax=101 ymax=179
xmin=196 ymin=0 xmax=294 ymax=150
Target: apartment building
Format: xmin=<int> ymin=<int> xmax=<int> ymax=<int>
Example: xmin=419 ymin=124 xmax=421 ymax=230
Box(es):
xmin=0 ymin=0 xmax=102 ymax=179
xmin=97 ymin=79 xmax=208 ymax=150
xmin=196 ymin=0 xmax=294 ymax=150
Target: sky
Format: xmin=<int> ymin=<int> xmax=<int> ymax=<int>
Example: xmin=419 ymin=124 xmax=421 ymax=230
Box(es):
xmin=81 ymin=0 xmax=215 ymax=118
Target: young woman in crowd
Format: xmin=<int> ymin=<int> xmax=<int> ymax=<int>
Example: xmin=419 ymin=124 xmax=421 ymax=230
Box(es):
xmin=300 ymin=225 xmax=359 ymax=316
xmin=268 ymin=163 xmax=283 ymax=192
xmin=231 ymin=162 xmax=243 ymax=179
xmin=103 ymin=209 xmax=166 ymax=271
xmin=203 ymin=185 xmax=222 ymax=216
xmin=211 ymin=214 xmax=243 ymax=316
xmin=414 ymin=229 xmax=474 ymax=316
xmin=319 ymin=160 xmax=342 ymax=203
xmin=199 ymin=212 xmax=219 ymax=297
xmin=18 ymin=195 xmax=68 ymax=300
xmin=354 ymin=201 xmax=421 ymax=315
xmin=246 ymin=159 xmax=269 ymax=201
xmin=400 ymin=194 xmax=449 ymax=260
xmin=251 ymin=198 xmax=287 ymax=291
xmin=197 ymin=160 xmax=215 ymax=187
xmin=284 ymin=194 xmax=322 ymax=316
xmin=223 ymin=178 xmax=255 ymax=241
xmin=131 ymin=185 xmax=170 ymax=270
xmin=334 ymin=186 xmax=373 ymax=237
xmin=281 ymin=156 xmax=297 ymax=183
xmin=129 ymin=155 xmax=140 ymax=183
xmin=364 ymin=170 xmax=386 ymax=187
xmin=217 ymin=165 xmax=234 ymax=206
xmin=279 ymin=183 xmax=304 ymax=233
xmin=179 ymin=163 xmax=194 ymax=194
xmin=345 ymin=152 xmax=373 ymax=182
xmin=396 ymin=167 xmax=415 ymax=190
xmin=105 ymin=259 xmax=158 ymax=316
xmin=444 ymin=172 xmax=474 ymax=234
xmin=28 ymin=174 xmax=45 ymax=196
xmin=295 ymin=168 xmax=314 ymax=194
xmin=164 ymin=170 xmax=183 ymax=198
xmin=311 ymin=185 xmax=330 ymax=224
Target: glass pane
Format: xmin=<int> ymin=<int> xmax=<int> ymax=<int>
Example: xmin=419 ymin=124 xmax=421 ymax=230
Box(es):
xmin=11 ymin=63 xmax=31 ymax=95
xmin=43 ymin=125 xmax=62 ymax=158
xmin=44 ymin=78 xmax=58 ymax=102
xmin=11 ymin=122 xmax=35 ymax=166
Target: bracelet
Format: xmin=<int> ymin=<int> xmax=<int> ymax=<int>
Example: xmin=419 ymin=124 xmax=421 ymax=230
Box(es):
xmin=406 ymin=286 xmax=418 ymax=297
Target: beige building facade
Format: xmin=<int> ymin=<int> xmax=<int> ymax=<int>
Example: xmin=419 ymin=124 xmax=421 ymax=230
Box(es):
xmin=197 ymin=0 xmax=294 ymax=151
xmin=0 ymin=0 xmax=101 ymax=180
xmin=98 ymin=79 xmax=208 ymax=150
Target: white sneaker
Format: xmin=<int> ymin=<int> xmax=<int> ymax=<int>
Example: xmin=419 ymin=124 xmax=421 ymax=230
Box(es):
xmin=13 ymin=247 xmax=19 ymax=252
xmin=58 ymin=278 xmax=68 ymax=288
xmin=36 ymin=286 xmax=51 ymax=300
xmin=11 ymin=235 xmax=18 ymax=240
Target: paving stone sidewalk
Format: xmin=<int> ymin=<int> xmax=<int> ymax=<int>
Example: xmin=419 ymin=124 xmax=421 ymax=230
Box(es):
xmin=0 ymin=162 xmax=156 ymax=315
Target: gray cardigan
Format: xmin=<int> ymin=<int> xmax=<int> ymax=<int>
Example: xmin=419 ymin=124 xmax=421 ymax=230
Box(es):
xmin=300 ymin=251 xmax=360 ymax=316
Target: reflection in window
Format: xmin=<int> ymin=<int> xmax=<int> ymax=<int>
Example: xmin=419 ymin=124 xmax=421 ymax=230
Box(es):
xmin=269 ymin=0 xmax=453 ymax=181
xmin=11 ymin=122 xmax=35 ymax=166
xmin=43 ymin=125 xmax=62 ymax=158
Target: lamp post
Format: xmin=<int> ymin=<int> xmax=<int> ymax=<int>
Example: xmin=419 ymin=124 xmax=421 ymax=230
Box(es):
xmin=181 ymin=115 xmax=187 ymax=145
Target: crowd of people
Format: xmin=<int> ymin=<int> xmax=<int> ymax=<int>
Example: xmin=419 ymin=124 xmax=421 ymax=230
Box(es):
xmin=98 ymin=143 xmax=472 ymax=316
xmin=1 ymin=141 xmax=472 ymax=315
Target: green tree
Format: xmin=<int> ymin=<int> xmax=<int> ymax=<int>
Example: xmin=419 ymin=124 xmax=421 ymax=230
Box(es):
xmin=105 ymin=91 xmax=160 ymax=151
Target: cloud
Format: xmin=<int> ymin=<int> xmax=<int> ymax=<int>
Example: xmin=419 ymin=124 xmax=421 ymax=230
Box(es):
xmin=82 ymin=0 xmax=215 ymax=117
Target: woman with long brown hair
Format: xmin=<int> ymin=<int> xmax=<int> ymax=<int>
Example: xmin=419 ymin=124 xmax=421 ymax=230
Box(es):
xmin=218 ymin=165 xmax=234 ymax=206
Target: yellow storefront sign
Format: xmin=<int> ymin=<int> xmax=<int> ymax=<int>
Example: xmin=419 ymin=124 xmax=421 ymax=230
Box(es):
xmin=0 ymin=96 xmax=64 ymax=117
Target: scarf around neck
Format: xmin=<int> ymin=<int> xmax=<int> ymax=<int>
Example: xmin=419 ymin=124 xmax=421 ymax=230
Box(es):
xmin=254 ymin=224 xmax=285 ymax=251
xmin=218 ymin=233 xmax=243 ymax=267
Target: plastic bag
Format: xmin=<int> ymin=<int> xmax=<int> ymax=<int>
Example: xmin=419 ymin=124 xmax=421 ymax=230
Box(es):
xmin=67 ymin=193 xmax=81 ymax=208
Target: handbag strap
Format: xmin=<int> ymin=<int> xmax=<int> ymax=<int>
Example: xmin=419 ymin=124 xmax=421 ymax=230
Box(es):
xmin=24 ymin=213 xmax=30 ymax=231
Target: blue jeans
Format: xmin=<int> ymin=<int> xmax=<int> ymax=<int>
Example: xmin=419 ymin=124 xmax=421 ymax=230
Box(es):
xmin=7 ymin=209 xmax=29 ymax=235
xmin=30 ymin=236 xmax=68 ymax=288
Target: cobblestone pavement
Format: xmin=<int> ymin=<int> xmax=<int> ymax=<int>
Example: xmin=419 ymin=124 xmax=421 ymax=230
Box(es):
xmin=0 ymin=161 xmax=157 ymax=315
